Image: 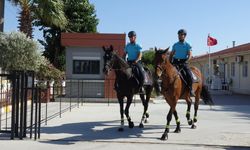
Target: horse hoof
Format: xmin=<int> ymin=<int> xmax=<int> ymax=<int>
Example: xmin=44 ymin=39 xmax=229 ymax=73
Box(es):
xmin=144 ymin=119 xmax=148 ymax=123
xmin=129 ymin=122 xmax=134 ymax=128
xmin=160 ymin=134 xmax=168 ymax=141
xmin=118 ymin=127 xmax=124 ymax=132
xmin=191 ymin=124 xmax=197 ymax=129
xmin=188 ymin=120 xmax=193 ymax=126
xmin=174 ymin=128 xmax=181 ymax=133
xmin=139 ymin=123 xmax=144 ymax=128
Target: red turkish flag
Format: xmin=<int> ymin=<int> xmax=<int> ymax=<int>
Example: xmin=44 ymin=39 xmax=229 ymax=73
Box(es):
xmin=207 ymin=36 xmax=217 ymax=46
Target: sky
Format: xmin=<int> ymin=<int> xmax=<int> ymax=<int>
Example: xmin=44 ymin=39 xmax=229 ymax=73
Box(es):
xmin=3 ymin=0 xmax=250 ymax=56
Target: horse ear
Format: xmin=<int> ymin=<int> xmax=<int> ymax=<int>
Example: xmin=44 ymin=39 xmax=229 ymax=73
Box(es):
xmin=164 ymin=47 xmax=170 ymax=53
xmin=154 ymin=47 xmax=157 ymax=52
xmin=110 ymin=45 xmax=114 ymax=51
xmin=102 ymin=46 xmax=106 ymax=52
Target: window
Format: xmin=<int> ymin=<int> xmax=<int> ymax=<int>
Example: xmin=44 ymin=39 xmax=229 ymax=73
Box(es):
xmin=231 ymin=62 xmax=235 ymax=77
xmin=243 ymin=61 xmax=248 ymax=77
xmin=73 ymin=60 xmax=100 ymax=74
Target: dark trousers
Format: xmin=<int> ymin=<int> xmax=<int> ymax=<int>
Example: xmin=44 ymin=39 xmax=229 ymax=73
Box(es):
xmin=172 ymin=59 xmax=193 ymax=88
xmin=128 ymin=60 xmax=145 ymax=87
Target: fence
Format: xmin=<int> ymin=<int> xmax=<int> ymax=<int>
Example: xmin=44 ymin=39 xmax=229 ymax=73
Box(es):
xmin=0 ymin=73 xmax=138 ymax=140
xmin=0 ymin=71 xmax=41 ymax=140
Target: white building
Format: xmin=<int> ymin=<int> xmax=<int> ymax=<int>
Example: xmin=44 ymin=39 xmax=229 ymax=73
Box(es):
xmin=190 ymin=43 xmax=250 ymax=95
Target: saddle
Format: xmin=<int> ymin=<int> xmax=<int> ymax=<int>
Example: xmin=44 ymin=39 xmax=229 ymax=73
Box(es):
xmin=128 ymin=64 xmax=152 ymax=86
xmin=175 ymin=64 xmax=199 ymax=83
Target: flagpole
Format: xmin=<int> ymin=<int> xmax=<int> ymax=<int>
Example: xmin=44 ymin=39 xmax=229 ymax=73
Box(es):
xmin=208 ymin=33 xmax=211 ymax=87
xmin=208 ymin=45 xmax=211 ymax=87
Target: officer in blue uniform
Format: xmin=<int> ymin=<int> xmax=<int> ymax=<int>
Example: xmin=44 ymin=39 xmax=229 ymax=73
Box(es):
xmin=170 ymin=29 xmax=195 ymax=96
xmin=124 ymin=31 xmax=145 ymax=93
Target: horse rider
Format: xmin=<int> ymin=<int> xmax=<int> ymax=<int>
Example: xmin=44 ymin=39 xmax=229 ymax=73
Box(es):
xmin=169 ymin=29 xmax=195 ymax=96
xmin=124 ymin=31 xmax=145 ymax=93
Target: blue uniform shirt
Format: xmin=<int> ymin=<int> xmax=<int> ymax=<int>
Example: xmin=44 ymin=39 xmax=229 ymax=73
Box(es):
xmin=172 ymin=41 xmax=192 ymax=59
xmin=125 ymin=43 xmax=142 ymax=61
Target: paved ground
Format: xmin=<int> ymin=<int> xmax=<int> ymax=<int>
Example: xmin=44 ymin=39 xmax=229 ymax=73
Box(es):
xmin=0 ymin=93 xmax=250 ymax=150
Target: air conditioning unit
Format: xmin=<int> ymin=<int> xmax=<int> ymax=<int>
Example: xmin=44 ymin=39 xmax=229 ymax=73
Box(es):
xmin=235 ymin=55 xmax=243 ymax=63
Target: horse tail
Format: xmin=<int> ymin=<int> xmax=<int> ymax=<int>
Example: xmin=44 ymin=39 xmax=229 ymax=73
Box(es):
xmin=200 ymin=85 xmax=214 ymax=105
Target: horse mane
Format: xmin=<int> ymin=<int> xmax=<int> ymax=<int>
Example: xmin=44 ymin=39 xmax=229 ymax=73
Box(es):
xmin=113 ymin=52 xmax=129 ymax=69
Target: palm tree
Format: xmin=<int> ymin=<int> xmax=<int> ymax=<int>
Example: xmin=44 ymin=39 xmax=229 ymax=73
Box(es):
xmin=34 ymin=0 xmax=67 ymax=29
xmin=18 ymin=0 xmax=33 ymax=38
xmin=8 ymin=0 xmax=67 ymax=38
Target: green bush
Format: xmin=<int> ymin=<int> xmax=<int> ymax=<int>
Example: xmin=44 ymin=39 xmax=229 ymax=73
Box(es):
xmin=0 ymin=31 xmax=40 ymax=71
xmin=0 ymin=31 xmax=64 ymax=81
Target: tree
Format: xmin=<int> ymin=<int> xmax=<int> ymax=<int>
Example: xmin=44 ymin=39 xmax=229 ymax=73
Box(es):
xmin=18 ymin=0 xmax=33 ymax=38
xmin=40 ymin=0 xmax=99 ymax=71
xmin=9 ymin=0 xmax=68 ymax=38
xmin=0 ymin=31 xmax=40 ymax=71
xmin=0 ymin=31 xmax=64 ymax=81
xmin=142 ymin=50 xmax=155 ymax=71
xmin=36 ymin=56 xmax=64 ymax=81
xmin=64 ymin=0 xmax=98 ymax=32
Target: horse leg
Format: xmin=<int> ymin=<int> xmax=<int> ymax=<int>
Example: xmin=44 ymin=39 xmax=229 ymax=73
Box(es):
xmin=118 ymin=95 xmax=125 ymax=131
xmin=173 ymin=110 xmax=181 ymax=133
xmin=144 ymin=86 xmax=153 ymax=123
xmin=186 ymin=98 xmax=193 ymax=126
xmin=125 ymin=96 xmax=134 ymax=128
xmin=161 ymin=108 xmax=173 ymax=140
xmin=139 ymin=86 xmax=152 ymax=128
xmin=192 ymin=95 xmax=200 ymax=129
xmin=139 ymin=93 xmax=147 ymax=128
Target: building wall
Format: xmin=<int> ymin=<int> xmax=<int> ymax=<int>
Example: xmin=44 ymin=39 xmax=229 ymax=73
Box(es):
xmin=66 ymin=47 xmax=105 ymax=80
xmin=190 ymin=52 xmax=250 ymax=94
xmin=62 ymin=33 xmax=126 ymax=98
xmin=227 ymin=54 xmax=250 ymax=94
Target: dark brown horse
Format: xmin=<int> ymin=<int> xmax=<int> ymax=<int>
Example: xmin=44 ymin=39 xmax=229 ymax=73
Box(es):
xmin=154 ymin=48 xmax=213 ymax=140
xmin=102 ymin=45 xmax=158 ymax=131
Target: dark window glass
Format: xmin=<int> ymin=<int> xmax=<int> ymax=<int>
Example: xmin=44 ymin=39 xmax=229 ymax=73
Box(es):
xmin=243 ymin=61 xmax=248 ymax=77
xmin=73 ymin=60 xmax=100 ymax=74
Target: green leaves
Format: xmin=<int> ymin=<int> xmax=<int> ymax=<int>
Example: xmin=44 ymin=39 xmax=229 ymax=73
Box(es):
xmin=34 ymin=0 xmax=68 ymax=29
xmin=0 ymin=31 xmax=64 ymax=80
xmin=64 ymin=0 xmax=98 ymax=32
xmin=0 ymin=31 xmax=40 ymax=71
xmin=142 ymin=50 xmax=155 ymax=71
xmin=41 ymin=0 xmax=99 ymax=71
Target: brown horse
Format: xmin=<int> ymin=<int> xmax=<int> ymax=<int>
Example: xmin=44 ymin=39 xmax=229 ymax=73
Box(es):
xmin=154 ymin=47 xmax=213 ymax=140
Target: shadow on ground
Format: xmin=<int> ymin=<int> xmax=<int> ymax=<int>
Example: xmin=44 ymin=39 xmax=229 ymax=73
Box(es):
xmin=39 ymin=120 xmax=166 ymax=145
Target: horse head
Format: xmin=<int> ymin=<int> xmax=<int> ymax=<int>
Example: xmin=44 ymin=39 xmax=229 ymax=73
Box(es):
xmin=102 ymin=45 xmax=115 ymax=75
xmin=154 ymin=47 xmax=170 ymax=78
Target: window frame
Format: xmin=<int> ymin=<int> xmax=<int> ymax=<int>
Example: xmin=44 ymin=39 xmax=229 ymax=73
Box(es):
xmin=231 ymin=62 xmax=235 ymax=77
xmin=242 ymin=61 xmax=248 ymax=77
xmin=72 ymin=59 xmax=100 ymax=75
